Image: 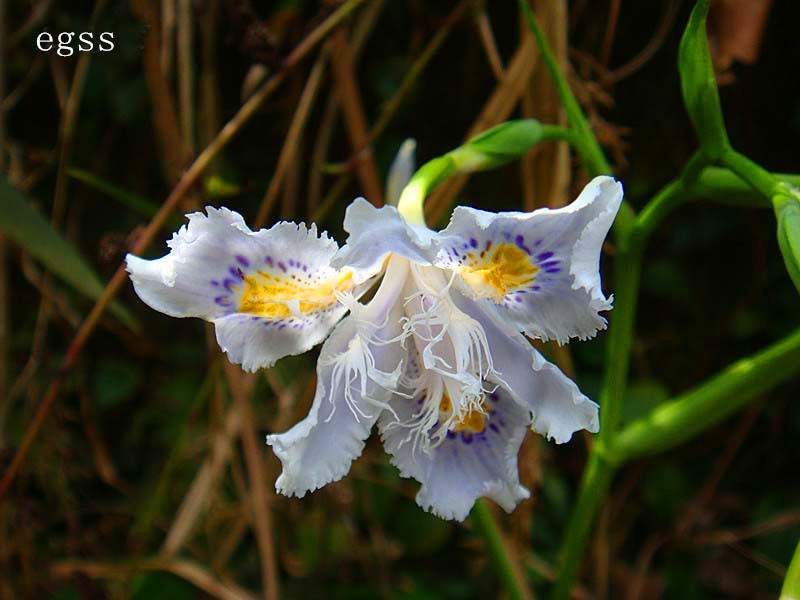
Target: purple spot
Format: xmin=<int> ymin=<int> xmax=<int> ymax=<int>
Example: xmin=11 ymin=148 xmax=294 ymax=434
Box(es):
xmin=469 ymin=238 xmax=478 ymax=248
xmin=278 ymin=323 xmax=286 ymax=330
xmin=265 ymin=256 xmax=273 ymax=265
xmin=289 ymin=259 xmax=295 ymax=267
xmin=302 ymin=265 xmax=308 ymax=272
xmin=223 ymin=278 xmax=237 ymax=292
xmin=532 ymin=285 xmax=541 ymax=291
xmin=545 ymin=268 xmax=561 ymax=274
xmin=446 ymin=430 xmax=456 ymax=440
xmin=235 ymin=255 xmax=250 ymax=267
xmin=537 ymin=251 xmax=554 ymax=261
xmin=461 ymin=432 xmax=474 ymax=444
xmin=229 ymin=266 xmax=244 ymax=279
xmin=210 ymin=280 xmax=219 ymax=287
xmin=515 ymin=296 xmax=522 ymax=303
xmin=534 ymin=239 xmax=543 ymax=247
xmin=540 ymin=260 xmax=560 ymax=269
xmin=251 ymin=316 xmax=260 ymax=321
xmin=278 ymin=261 xmax=287 ymax=272
xmin=489 ymin=423 xmax=500 ymax=433
xmin=215 ymin=295 xmax=231 ymax=306
xmin=515 ymin=234 xmax=532 ymax=254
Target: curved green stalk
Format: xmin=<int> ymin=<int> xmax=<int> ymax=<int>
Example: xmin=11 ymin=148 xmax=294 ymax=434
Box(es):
xmin=471 ymin=499 xmax=533 ymax=600
xmin=610 ymin=326 xmax=800 ymax=462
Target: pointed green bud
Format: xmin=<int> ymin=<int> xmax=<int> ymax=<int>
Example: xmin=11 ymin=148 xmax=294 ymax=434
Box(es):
xmin=679 ymin=0 xmax=730 ymax=157
xmin=450 ymin=119 xmax=544 ymax=172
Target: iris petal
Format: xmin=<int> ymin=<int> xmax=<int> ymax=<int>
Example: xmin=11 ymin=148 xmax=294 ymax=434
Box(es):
xmin=380 ymin=366 xmax=530 ymax=521
xmin=126 ymin=207 xmax=360 ymax=371
xmin=333 ymin=198 xmax=437 ymax=282
xmin=434 ymin=176 xmax=623 ymax=343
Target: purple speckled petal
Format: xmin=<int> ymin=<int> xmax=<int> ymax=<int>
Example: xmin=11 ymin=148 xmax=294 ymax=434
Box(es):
xmin=379 ymin=366 xmax=531 ymax=522
xmin=433 ymin=176 xmax=623 ymax=343
xmin=126 ymin=207 xmax=361 ymax=370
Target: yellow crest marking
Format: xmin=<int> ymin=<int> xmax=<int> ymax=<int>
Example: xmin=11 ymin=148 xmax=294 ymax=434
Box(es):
xmin=439 ymin=392 xmax=489 ymax=434
xmin=238 ymin=270 xmax=353 ymax=319
xmin=458 ymin=243 xmax=538 ymax=301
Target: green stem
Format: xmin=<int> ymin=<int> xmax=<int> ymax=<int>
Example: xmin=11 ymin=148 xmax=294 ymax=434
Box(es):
xmin=550 ymin=452 xmax=616 ymax=600
xmin=517 ymin=0 xmax=610 ymax=177
xmin=471 ymin=499 xmax=533 ymax=600
xmin=517 ymin=0 xmax=640 ymax=241
xmin=720 ymin=147 xmax=787 ymax=200
xmin=781 ymin=537 xmax=800 ymax=600
xmin=551 ymin=177 xmax=691 ymax=600
xmin=610 ymin=326 xmax=800 ymax=462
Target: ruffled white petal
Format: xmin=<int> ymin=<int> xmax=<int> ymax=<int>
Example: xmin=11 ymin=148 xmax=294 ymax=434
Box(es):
xmin=126 ymin=207 xmax=358 ymax=371
xmin=452 ymin=290 xmax=599 ymax=443
xmin=434 ymin=176 xmax=623 ymax=343
xmin=267 ymin=257 xmax=408 ymax=496
xmin=332 ymin=198 xmax=437 ymax=283
xmin=379 ymin=365 xmax=530 ymax=521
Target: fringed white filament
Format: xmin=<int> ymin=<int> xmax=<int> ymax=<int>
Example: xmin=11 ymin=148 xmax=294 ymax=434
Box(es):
xmin=318 ymin=329 xmax=401 ymax=424
xmin=384 ymin=264 xmax=506 ymax=457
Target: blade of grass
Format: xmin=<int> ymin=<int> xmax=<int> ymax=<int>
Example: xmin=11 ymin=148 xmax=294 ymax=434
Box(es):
xmin=0 ymin=176 xmax=136 ymax=329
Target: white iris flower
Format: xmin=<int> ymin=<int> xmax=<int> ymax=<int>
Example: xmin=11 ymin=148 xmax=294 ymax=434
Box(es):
xmin=126 ymin=175 xmax=622 ymax=521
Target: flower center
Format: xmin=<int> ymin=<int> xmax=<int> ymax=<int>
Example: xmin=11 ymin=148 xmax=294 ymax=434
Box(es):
xmin=439 ymin=392 xmax=488 ymax=433
xmin=458 ymin=243 xmax=538 ymax=301
xmin=238 ymin=270 xmax=353 ymax=319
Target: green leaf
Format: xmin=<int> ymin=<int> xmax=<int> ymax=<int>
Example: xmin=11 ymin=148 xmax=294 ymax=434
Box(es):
xmin=0 ymin=175 xmax=137 ymax=329
xmin=678 ymin=0 xmax=730 ymax=156
xmin=775 ymin=195 xmax=800 ymax=295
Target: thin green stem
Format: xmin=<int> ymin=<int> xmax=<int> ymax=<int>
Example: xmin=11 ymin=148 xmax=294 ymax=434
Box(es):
xmin=610 ymin=326 xmax=800 ymax=462
xmin=517 ymin=0 xmax=609 ymax=177
xmin=781 ymin=537 xmax=800 ymax=600
xmin=471 ymin=499 xmax=533 ymax=600
xmin=550 ymin=452 xmax=616 ymax=600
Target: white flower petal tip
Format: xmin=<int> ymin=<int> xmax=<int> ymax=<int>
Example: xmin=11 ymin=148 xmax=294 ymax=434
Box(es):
xmin=434 ymin=176 xmax=624 ymax=344
xmin=333 ymin=198 xmax=437 ymax=282
xmin=453 ymin=292 xmax=600 ymax=445
xmin=126 ymin=207 xmax=359 ymax=371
